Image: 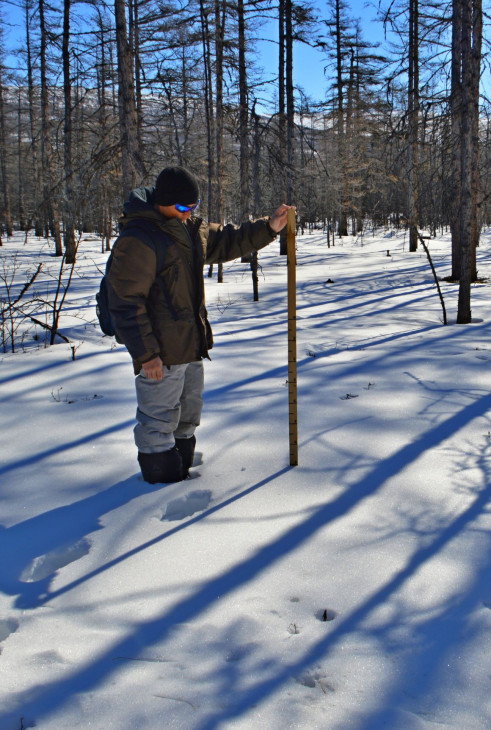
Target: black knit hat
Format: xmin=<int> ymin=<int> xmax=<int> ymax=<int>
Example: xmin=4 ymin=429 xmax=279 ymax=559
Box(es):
xmin=154 ymin=166 xmax=200 ymax=206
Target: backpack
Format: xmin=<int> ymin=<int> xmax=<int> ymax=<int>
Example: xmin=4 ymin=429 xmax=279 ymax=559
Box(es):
xmin=96 ymin=221 xmax=168 ymax=337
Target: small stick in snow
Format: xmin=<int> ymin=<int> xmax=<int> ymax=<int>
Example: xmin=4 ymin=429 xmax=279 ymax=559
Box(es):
xmin=415 ymin=226 xmax=447 ymax=325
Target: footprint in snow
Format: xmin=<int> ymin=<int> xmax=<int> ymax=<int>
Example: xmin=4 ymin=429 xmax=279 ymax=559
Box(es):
xmin=294 ymin=672 xmax=335 ymax=694
xmin=226 ymin=642 xmax=259 ymax=663
xmin=161 ymin=490 xmax=211 ymax=521
xmin=19 ymin=538 xmax=91 ymax=583
xmin=0 ymin=618 xmax=19 ymax=644
xmin=33 ymin=650 xmax=67 ymax=666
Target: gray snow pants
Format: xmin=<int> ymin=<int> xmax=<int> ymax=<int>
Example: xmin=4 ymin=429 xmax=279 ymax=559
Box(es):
xmin=134 ymin=361 xmax=204 ymax=454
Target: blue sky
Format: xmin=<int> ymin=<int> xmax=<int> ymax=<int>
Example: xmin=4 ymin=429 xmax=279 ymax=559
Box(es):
xmin=1 ymin=0 xmax=387 ymax=93
xmin=2 ymin=0 xmax=474 ymax=103
xmin=255 ymin=0 xmax=390 ymax=103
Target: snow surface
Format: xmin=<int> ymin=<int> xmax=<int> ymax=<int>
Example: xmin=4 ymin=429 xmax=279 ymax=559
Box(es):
xmin=1 ymin=227 xmax=490 ymax=730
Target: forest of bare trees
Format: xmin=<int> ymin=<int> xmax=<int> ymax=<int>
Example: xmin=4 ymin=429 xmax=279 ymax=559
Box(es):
xmin=0 ymin=0 xmax=489 ymax=320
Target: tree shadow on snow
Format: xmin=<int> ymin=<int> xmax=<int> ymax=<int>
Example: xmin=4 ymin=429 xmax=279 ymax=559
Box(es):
xmin=0 ymin=470 xmax=161 ymax=609
xmin=196 ymin=474 xmax=491 ymax=730
xmin=1 ymin=392 xmax=490 ymax=728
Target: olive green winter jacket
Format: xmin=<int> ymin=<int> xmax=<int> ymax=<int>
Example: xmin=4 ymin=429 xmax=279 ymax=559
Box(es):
xmin=106 ymin=187 xmax=277 ymax=371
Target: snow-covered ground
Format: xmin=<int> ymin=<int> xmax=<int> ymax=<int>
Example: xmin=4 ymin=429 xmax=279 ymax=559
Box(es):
xmin=1 ymin=226 xmax=490 ymax=730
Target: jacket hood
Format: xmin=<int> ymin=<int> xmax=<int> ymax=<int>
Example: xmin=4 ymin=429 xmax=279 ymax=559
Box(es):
xmin=122 ymin=186 xmax=156 ymax=216
xmin=119 ymin=186 xmax=165 ymax=231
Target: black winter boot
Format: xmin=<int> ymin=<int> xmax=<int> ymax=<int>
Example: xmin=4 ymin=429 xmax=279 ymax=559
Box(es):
xmin=138 ymin=447 xmax=184 ymax=484
xmin=175 ymin=435 xmax=196 ymax=476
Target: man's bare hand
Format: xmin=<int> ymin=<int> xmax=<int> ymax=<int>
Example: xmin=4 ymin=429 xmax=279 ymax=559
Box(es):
xmin=269 ymin=204 xmax=296 ymax=234
xmin=142 ymin=356 xmax=164 ymax=380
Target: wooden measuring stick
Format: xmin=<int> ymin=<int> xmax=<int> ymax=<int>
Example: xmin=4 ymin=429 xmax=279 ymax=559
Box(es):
xmin=287 ymin=208 xmax=298 ymax=466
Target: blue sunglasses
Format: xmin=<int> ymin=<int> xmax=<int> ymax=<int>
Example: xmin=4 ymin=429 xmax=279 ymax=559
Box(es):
xmin=175 ymin=200 xmax=200 ymax=213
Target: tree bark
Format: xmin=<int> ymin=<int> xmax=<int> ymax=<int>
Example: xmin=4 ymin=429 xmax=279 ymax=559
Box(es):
xmin=215 ymin=0 xmax=226 ymax=283
xmin=114 ymin=0 xmax=146 ymax=199
xmin=24 ymin=0 xmax=41 ymax=235
xmin=450 ymin=0 xmax=462 ymax=279
xmin=408 ymin=0 xmax=420 ymax=252
xmin=278 ymin=0 xmax=288 ymax=254
xmin=63 ymin=0 xmax=76 ymax=263
xmin=129 ymin=0 xmax=144 ymax=156
xmin=334 ymin=0 xmax=348 ymax=236
xmin=0 ymin=72 xmax=13 ymax=237
xmin=199 ymin=0 xmax=215 ymax=222
xmin=39 ymin=0 xmax=62 ymax=254
xmin=17 ymin=89 xmax=25 ymax=230
xmin=214 ymin=0 xmax=225 ymax=225
xmin=238 ymin=0 xmax=249 ymax=223
xmin=456 ymin=0 xmax=482 ymax=323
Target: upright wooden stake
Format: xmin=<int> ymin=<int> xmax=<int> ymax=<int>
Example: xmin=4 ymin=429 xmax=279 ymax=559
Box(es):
xmin=287 ymin=208 xmax=298 ymax=466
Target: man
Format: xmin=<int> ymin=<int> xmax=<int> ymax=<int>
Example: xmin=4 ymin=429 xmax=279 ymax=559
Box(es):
xmin=107 ymin=165 xmax=293 ymax=484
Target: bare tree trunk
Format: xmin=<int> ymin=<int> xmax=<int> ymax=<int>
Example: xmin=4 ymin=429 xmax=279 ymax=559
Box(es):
xmin=334 ymin=0 xmax=347 ymax=236
xmin=17 ymin=89 xmax=26 ymax=230
xmin=344 ymin=48 xmax=355 ymax=236
xmin=237 ymin=0 xmax=258 ymax=296
xmin=450 ymin=0 xmax=462 ymax=279
xmin=214 ymin=0 xmax=226 ymax=283
xmin=63 ymin=0 xmax=76 ymax=263
xmin=95 ymin=7 xmax=114 ymax=252
xmin=24 ymin=0 xmax=42 ymax=236
xmin=0 ymin=72 xmax=13 ymax=237
xmin=238 ymin=0 xmax=248 ymax=223
xmin=39 ymin=0 xmax=62 ymax=254
xmin=456 ymin=0 xmax=482 ymax=323
xmin=114 ymin=0 xmax=146 ymax=198
xmin=214 ymin=0 xmax=226 ymax=282
xmin=285 ymin=0 xmax=295 ymax=205
xmin=199 ymin=0 xmax=217 ymax=279
xmin=251 ymin=103 xmax=263 ymax=301
xmin=279 ymin=0 xmax=288 ymax=254
xmin=408 ymin=0 xmax=420 ymax=252
xmin=214 ymin=0 xmax=225 ymax=219
xmin=201 ymin=0 xmax=225 ymax=281
xmin=199 ymin=2 xmax=214 ymax=207
xmin=129 ymin=0 xmax=144 ymax=155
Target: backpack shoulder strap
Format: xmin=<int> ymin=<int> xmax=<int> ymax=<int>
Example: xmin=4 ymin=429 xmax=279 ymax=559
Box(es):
xmin=118 ymin=218 xmax=180 ymax=321
xmin=118 ymin=218 xmax=170 ymax=273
